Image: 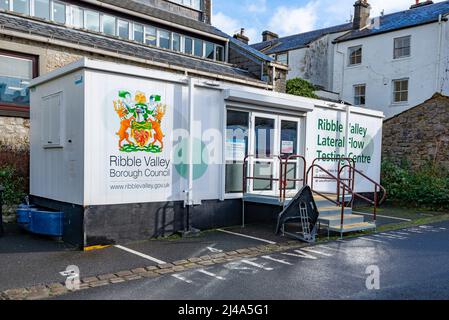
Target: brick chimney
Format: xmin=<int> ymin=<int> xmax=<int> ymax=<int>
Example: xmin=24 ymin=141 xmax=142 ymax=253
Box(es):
xmin=353 ymin=0 xmax=371 ymax=30
xmin=262 ymin=30 xmax=279 ymax=42
xmin=234 ymin=28 xmax=249 ymax=44
xmin=410 ymin=0 xmax=434 ymax=9
xmin=203 ymin=0 xmax=212 ymax=24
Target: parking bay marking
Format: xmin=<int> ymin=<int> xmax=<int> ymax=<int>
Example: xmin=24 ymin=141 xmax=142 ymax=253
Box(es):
xmin=114 ymin=245 xmax=166 ymax=265
xmin=358 ymin=237 xmax=385 ymax=243
xmin=172 ymin=274 xmax=193 ymax=284
xmin=261 ymin=255 xmax=292 ymax=265
xmin=197 ymin=269 xmax=226 ymax=280
xmin=380 ymin=233 xmax=406 ymax=239
xmin=301 ymin=247 xmax=333 ymax=257
xmin=282 ymin=250 xmax=317 ymax=260
xmin=216 ymin=229 xmax=276 ymax=244
xmin=241 ymin=259 xmax=274 ymax=270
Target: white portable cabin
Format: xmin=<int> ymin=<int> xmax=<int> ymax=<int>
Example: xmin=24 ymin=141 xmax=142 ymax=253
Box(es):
xmin=29 ymin=58 xmax=384 ymax=247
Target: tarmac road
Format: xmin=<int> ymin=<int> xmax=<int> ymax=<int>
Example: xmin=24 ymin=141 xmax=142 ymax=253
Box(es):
xmin=55 ymin=221 xmax=449 ymax=300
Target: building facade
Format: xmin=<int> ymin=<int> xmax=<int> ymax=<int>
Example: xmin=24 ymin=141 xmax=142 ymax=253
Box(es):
xmin=252 ymin=0 xmax=449 ymax=119
xmin=0 ymin=0 xmax=287 ymax=194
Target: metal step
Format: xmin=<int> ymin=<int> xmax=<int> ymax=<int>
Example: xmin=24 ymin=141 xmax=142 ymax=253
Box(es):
xmin=328 ymin=222 xmax=376 ymax=233
xmin=318 ymin=214 xmax=364 ymax=226
xmin=317 ymin=205 xmax=352 ymax=217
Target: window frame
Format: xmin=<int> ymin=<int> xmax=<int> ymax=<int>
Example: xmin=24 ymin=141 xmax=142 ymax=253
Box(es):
xmin=348 ymin=45 xmax=362 ymax=66
xmin=276 ymin=52 xmax=288 ymax=65
xmin=393 ymin=35 xmax=411 ymax=59
xmin=353 ymin=84 xmax=366 ymax=106
xmin=392 ymin=78 xmax=409 ymax=104
xmin=0 ymin=49 xmax=39 ymax=118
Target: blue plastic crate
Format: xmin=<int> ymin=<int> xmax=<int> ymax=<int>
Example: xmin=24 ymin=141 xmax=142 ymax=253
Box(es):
xmin=16 ymin=205 xmax=63 ymax=236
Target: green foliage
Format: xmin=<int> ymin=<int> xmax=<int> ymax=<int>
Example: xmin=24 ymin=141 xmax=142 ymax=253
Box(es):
xmin=0 ymin=165 xmax=26 ymax=205
xmin=286 ymin=78 xmax=318 ymax=99
xmin=381 ymin=160 xmax=449 ymax=210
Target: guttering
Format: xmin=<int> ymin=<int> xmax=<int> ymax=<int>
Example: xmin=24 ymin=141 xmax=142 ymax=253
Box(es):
xmin=80 ymin=0 xmax=228 ymax=42
xmin=0 ymin=28 xmax=272 ymax=90
xmin=435 ymin=14 xmax=446 ymax=92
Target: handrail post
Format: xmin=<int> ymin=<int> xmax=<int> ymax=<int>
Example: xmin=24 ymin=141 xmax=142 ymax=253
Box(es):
xmin=374 ymin=184 xmax=378 ymax=223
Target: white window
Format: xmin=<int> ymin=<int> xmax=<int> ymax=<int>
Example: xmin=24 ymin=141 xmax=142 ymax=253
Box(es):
xmin=354 ymin=84 xmax=366 ymax=106
xmin=205 ymin=41 xmax=214 ymax=59
xmin=0 ymin=0 xmax=9 ymax=10
xmin=215 ymin=45 xmax=224 ymax=61
xmin=172 ymin=33 xmax=181 ymax=52
xmin=52 ymin=1 xmax=65 ymax=24
xmin=34 ymin=0 xmax=50 ymax=20
xmin=85 ymin=10 xmax=99 ymax=32
xmin=102 ymin=14 xmax=116 ymax=36
xmin=144 ymin=26 xmax=156 ymax=46
xmin=184 ymin=37 xmax=193 ymax=55
xmin=392 ymin=79 xmax=409 ymax=103
xmin=194 ymin=39 xmax=203 ymax=57
xmin=42 ymin=92 xmax=63 ymax=148
xmin=133 ymin=23 xmax=144 ymax=43
xmin=71 ymin=6 xmax=84 ymax=28
xmin=117 ymin=19 xmax=129 ymax=39
xmin=276 ymin=53 xmax=288 ymax=65
xmin=394 ymin=36 xmax=411 ymax=59
xmin=348 ymin=45 xmax=362 ymax=66
xmin=158 ymin=29 xmax=171 ymax=49
xmin=12 ymin=0 xmax=29 ymax=14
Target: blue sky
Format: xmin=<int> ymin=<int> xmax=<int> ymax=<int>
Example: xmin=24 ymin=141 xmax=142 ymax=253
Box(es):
xmin=212 ymin=0 xmax=445 ymax=44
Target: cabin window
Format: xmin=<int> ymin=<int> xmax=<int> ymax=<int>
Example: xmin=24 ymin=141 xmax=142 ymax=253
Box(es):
xmin=215 ymin=45 xmax=224 ymax=62
xmin=194 ymin=39 xmax=203 ymax=57
xmin=225 ymin=110 xmax=249 ymax=194
xmin=276 ymin=53 xmax=288 ymax=65
xmin=184 ymin=37 xmax=193 ymax=55
xmin=392 ymin=79 xmax=409 ymax=103
xmin=0 ymin=0 xmax=9 ymax=10
xmin=205 ymin=42 xmax=214 ymax=60
xmin=354 ymin=84 xmax=366 ymax=106
xmin=394 ymin=36 xmax=411 ymax=59
xmin=348 ymin=45 xmax=362 ymax=66
xmin=0 ymin=51 xmax=37 ymax=117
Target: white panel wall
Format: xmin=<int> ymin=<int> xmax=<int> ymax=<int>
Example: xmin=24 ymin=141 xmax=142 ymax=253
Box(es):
xmin=30 ymin=71 xmax=85 ymax=205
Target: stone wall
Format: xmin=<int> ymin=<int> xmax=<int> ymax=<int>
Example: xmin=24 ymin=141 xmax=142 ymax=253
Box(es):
xmin=382 ymin=93 xmax=449 ymax=169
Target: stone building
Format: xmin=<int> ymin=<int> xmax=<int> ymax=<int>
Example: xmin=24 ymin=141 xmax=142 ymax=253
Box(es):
xmin=382 ymin=93 xmax=449 ymax=169
xmin=0 ymin=0 xmax=287 ymax=197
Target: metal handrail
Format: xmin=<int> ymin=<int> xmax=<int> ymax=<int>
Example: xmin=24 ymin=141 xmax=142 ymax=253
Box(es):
xmin=242 ymin=154 xmax=285 ymax=197
xmin=311 ymin=157 xmax=356 ymax=203
xmin=280 ymin=155 xmax=307 ymax=201
xmin=306 ymin=164 xmax=354 ymax=229
xmin=339 ymin=165 xmax=387 ymax=222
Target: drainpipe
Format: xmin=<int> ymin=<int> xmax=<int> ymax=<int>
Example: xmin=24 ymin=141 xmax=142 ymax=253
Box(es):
xmin=436 ymin=14 xmax=445 ymax=93
xmin=336 ymin=43 xmax=345 ymax=99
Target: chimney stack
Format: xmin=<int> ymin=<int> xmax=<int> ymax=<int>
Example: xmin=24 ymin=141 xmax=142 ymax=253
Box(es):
xmin=353 ymin=0 xmax=371 ymax=30
xmin=410 ymin=1 xmax=434 ymax=9
xmin=233 ymin=28 xmax=249 ymax=45
xmin=262 ymin=30 xmax=279 ymax=42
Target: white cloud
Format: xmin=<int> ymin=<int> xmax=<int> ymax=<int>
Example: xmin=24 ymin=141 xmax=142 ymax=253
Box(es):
xmin=246 ymin=0 xmax=267 ymax=13
xmin=212 ymin=11 xmax=259 ymax=43
xmin=268 ymin=1 xmax=319 ymax=36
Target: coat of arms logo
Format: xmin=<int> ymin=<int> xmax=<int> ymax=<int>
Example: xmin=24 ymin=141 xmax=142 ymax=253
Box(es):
xmin=113 ymin=90 xmax=166 ymax=153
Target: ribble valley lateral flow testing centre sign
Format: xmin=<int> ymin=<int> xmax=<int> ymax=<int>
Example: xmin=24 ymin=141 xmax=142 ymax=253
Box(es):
xmin=308 ymin=106 xmax=383 ymax=193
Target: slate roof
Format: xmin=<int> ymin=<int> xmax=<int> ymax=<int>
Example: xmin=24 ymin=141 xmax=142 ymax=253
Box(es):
xmin=0 ymin=12 xmax=267 ymax=83
xmin=251 ymin=23 xmax=353 ymax=55
xmin=334 ymin=0 xmax=449 ymax=43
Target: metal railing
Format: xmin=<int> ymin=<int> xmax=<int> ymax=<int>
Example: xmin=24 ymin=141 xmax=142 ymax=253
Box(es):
xmin=280 ymin=155 xmax=307 ymax=201
xmin=338 ymin=165 xmax=387 ymax=222
xmin=242 ymin=155 xmax=285 ymax=198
